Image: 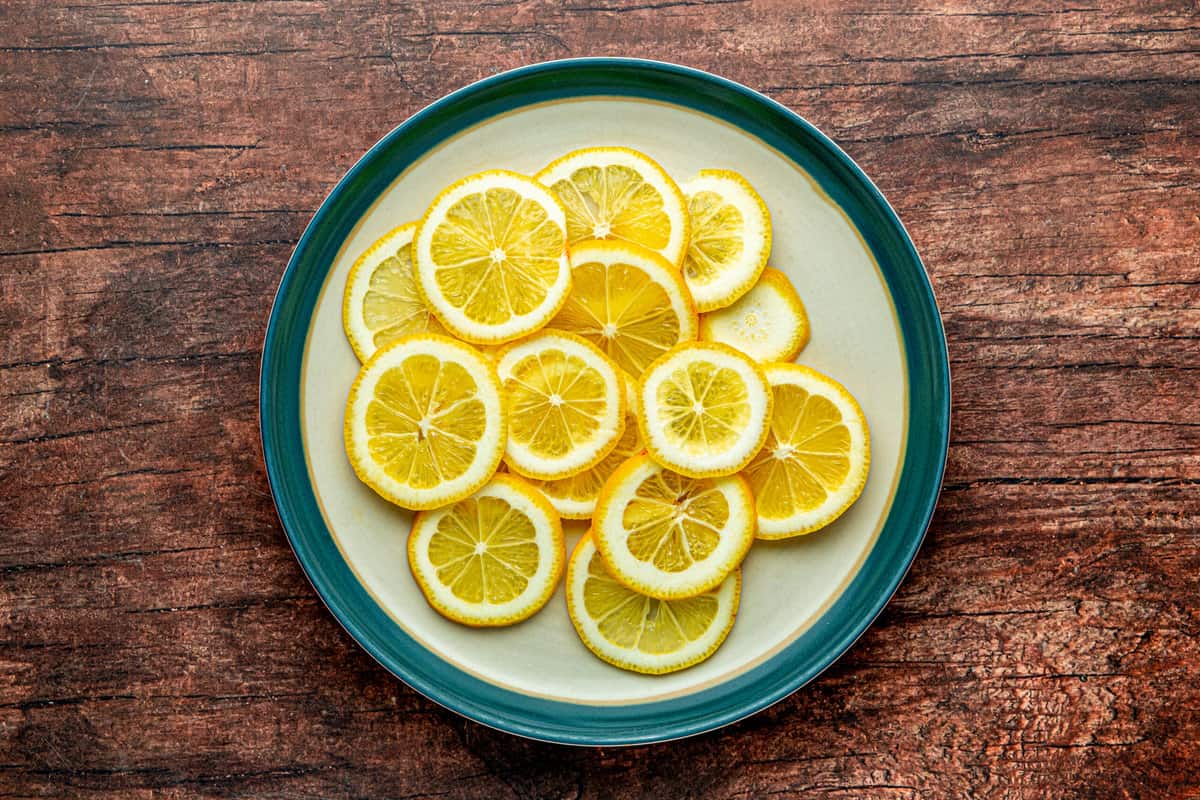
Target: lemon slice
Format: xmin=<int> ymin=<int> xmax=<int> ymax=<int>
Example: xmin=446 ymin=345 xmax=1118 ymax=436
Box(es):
xmin=637 ymin=342 xmax=772 ymax=478
xmin=566 ymin=533 xmax=740 ymax=674
xmin=699 ymin=268 xmax=810 ymax=363
xmin=342 ymin=223 xmax=445 ymax=362
xmin=409 ymin=474 xmax=564 ymax=626
xmin=344 ymin=333 xmax=505 ymax=510
xmin=549 ymin=240 xmax=697 ymax=378
xmin=414 ymin=170 xmax=570 ymax=344
xmin=536 ymin=147 xmax=689 ymax=267
xmin=593 ymin=453 xmax=755 ymax=599
xmin=742 ymin=363 xmax=870 ymax=538
xmin=680 ymin=170 xmax=771 ymax=312
xmin=528 ymin=382 xmax=642 ymax=519
xmin=496 ymin=331 xmax=626 ymax=481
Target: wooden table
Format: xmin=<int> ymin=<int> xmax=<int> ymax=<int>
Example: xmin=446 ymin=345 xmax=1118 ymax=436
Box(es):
xmin=3 ymin=2 xmax=1198 ymax=797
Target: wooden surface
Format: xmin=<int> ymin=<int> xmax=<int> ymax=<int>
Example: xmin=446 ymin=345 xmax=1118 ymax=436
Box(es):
xmin=2 ymin=1 xmax=1198 ymax=797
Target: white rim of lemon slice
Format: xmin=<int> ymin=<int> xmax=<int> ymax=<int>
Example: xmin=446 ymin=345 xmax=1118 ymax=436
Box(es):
xmin=550 ymin=239 xmax=698 ymax=379
xmin=680 ymin=169 xmax=771 ymax=312
xmin=409 ymin=474 xmax=564 ymax=626
xmin=413 ymin=170 xmax=571 ymax=344
xmin=342 ymin=222 xmax=445 ymax=362
xmin=593 ymin=453 xmax=755 ymax=600
xmin=536 ymin=147 xmax=690 ymax=268
xmin=496 ymin=331 xmax=626 ymax=481
xmin=743 ymin=363 xmax=870 ymax=539
xmin=566 ymin=533 xmax=741 ymax=674
xmin=699 ymin=267 xmax=810 ymax=363
xmin=344 ymin=333 xmax=506 ymax=510
xmin=638 ymin=342 xmax=773 ymax=479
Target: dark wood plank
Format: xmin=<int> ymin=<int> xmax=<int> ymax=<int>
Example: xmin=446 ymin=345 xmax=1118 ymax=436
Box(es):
xmin=2 ymin=0 xmax=1198 ymax=797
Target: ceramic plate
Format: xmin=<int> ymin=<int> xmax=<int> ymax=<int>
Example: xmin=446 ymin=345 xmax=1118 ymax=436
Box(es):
xmin=260 ymin=58 xmax=949 ymax=745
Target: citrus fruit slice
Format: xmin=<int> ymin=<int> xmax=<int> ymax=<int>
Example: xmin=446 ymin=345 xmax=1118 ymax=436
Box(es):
xmin=344 ymin=333 xmax=505 ymax=510
xmin=528 ymin=382 xmax=643 ymax=519
xmin=496 ymin=331 xmax=626 ymax=481
xmin=342 ymin=223 xmax=445 ymax=362
xmin=413 ymin=170 xmax=570 ymax=344
xmin=680 ymin=170 xmax=771 ymax=312
xmin=742 ymin=363 xmax=870 ymax=538
xmin=566 ymin=532 xmax=740 ymax=674
xmin=699 ymin=268 xmax=810 ymax=363
xmin=536 ymin=147 xmax=689 ymax=267
xmin=409 ymin=474 xmax=564 ymax=626
xmin=593 ymin=453 xmax=755 ymax=599
xmin=548 ymin=240 xmax=697 ymax=378
xmin=637 ymin=342 xmax=772 ymax=478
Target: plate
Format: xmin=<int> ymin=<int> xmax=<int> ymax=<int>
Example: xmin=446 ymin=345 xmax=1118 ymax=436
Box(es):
xmin=260 ymin=58 xmax=950 ymax=745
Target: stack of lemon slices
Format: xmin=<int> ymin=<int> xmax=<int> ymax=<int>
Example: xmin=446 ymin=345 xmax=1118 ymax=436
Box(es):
xmin=342 ymin=147 xmax=870 ymax=674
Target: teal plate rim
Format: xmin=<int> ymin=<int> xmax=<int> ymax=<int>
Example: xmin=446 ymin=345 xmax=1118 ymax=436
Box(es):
xmin=260 ymin=57 xmax=950 ymax=746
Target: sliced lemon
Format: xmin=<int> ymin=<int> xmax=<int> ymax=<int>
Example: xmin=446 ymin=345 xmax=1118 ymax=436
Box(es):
xmin=496 ymin=331 xmax=626 ymax=481
xmin=344 ymin=333 xmax=505 ymax=510
xmin=593 ymin=453 xmax=755 ymax=599
xmin=566 ymin=532 xmax=740 ymax=674
xmin=536 ymin=147 xmax=689 ymax=267
xmin=409 ymin=474 xmax=564 ymax=626
xmin=680 ymin=170 xmax=771 ymax=312
xmin=342 ymin=223 xmax=445 ymax=362
xmin=548 ymin=240 xmax=697 ymax=378
xmin=699 ymin=268 xmax=810 ymax=363
xmin=528 ymin=382 xmax=642 ymax=519
xmin=413 ymin=170 xmax=570 ymax=344
xmin=637 ymin=342 xmax=772 ymax=478
xmin=743 ymin=363 xmax=870 ymax=538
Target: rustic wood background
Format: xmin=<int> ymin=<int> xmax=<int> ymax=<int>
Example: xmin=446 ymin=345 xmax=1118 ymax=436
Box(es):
xmin=3 ymin=1 xmax=1198 ymax=797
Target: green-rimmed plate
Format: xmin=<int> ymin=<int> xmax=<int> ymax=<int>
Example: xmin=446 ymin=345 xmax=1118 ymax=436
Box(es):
xmin=260 ymin=58 xmax=949 ymax=746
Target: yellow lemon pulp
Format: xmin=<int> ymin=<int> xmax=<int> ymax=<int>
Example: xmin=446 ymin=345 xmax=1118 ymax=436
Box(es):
xmin=621 ymin=467 xmax=728 ymax=573
xmin=498 ymin=332 xmax=625 ymax=480
xmin=409 ymin=475 xmax=563 ymax=626
xmin=531 ymin=419 xmax=640 ymax=519
xmin=566 ymin=534 xmax=740 ymax=674
xmin=742 ymin=364 xmax=870 ymax=538
xmin=550 ymin=240 xmax=697 ymax=378
xmin=537 ymin=148 xmax=688 ymax=267
xmin=654 ymin=361 xmax=752 ymax=456
xmin=366 ymin=355 xmax=486 ymax=489
xmin=415 ymin=171 xmax=569 ymax=343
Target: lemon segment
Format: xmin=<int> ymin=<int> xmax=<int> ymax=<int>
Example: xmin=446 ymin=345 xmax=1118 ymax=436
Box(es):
xmin=593 ymin=453 xmax=755 ymax=600
xmin=699 ymin=268 xmax=810 ymax=363
xmin=681 ymin=170 xmax=771 ymax=312
xmin=549 ymin=240 xmax=698 ymax=379
xmin=414 ymin=170 xmax=570 ymax=344
xmin=742 ymin=363 xmax=870 ymax=538
xmin=566 ymin=533 xmax=740 ymax=674
xmin=496 ymin=331 xmax=626 ymax=481
xmin=342 ymin=223 xmax=445 ymax=362
xmin=344 ymin=334 xmax=505 ymax=510
xmin=409 ymin=474 xmax=564 ymax=626
xmin=637 ymin=342 xmax=772 ymax=479
xmin=536 ymin=147 xmax=690 ymax=268
xmin=529 ymin=382 xmax=642 ymax=519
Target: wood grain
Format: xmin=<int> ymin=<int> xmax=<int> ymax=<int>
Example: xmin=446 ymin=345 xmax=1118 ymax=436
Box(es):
xmin=2 ymin=0 xmax=1198 ymax=797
